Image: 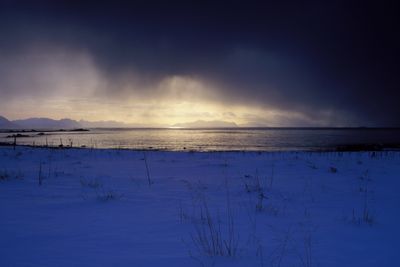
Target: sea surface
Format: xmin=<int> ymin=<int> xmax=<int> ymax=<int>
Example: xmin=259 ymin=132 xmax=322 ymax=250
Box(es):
xmin=1 ymin=128 xmax=400 ymax=151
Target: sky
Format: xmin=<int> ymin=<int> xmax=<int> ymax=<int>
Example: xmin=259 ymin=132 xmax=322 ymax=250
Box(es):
xmin=0 ymin=0 xmax=399 ymax=127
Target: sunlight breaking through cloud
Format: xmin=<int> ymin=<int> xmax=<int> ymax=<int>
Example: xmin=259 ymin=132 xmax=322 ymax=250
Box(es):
xmin=0 ymin=46 xmax=358 ymax=127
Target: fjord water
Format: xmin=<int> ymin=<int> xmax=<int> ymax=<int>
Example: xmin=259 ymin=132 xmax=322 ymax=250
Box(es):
xmin=1 ymin=128 xmax=400 ymax=151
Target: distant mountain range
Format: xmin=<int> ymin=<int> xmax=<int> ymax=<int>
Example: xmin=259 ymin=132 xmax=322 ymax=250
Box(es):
xmin=0 ymin=116 xmax=239 ymax=129
xmin=172 ymin=120 xmax=238 ymax=128
xmin=78 ymin=120 xmax=154 ymax=128
xmin=0 ymin=116 xmax=19 ymax=129
xmin=12 ymin=118 xmax=82 ymax=129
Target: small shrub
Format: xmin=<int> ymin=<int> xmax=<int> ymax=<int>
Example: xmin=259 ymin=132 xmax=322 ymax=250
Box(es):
xmin=38 ymin=162 xmax=43 ymax=186
xmin=0 ymin=170 xmax=10 ymax=181
xmin=329 ymin=167 xmax=337 ymax=173
xmin=256 ymin=192 xmax=267 ymax=212
xmin=351 ymin=208 xmax=374 ymax=226
xmin=243 ymin=172 xmax=268 ymax=212
xmin=189 ymin=191 xmax=239 ymax=258
xmin=243 ymin=173 xmax=263 ymax=194
xmin=96 ymin=190 xmax=123 ymax=201
xmin=0 ymin=170 xmax=24 ymax=181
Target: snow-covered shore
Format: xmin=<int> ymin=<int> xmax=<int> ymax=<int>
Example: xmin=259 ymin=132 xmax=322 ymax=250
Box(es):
xmin=0 ymin=147 xmax=399 ymax=266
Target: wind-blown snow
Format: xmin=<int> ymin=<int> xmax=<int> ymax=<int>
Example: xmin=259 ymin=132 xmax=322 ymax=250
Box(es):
xmin=0 ymin=147 xmax=399 ymax=266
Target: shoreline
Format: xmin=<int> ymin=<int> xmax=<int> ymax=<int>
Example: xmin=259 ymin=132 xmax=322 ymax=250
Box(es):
xmin=1 ymin=141 xmax=400 ymax=153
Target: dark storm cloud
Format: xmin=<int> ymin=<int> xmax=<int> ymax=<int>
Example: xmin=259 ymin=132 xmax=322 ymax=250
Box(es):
xmin=1 ymin=0 xmax=399 ymax=126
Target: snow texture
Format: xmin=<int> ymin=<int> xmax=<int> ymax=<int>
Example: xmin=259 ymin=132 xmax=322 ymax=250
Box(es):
xmin=0 ymin=147 xmax=399 ymax=266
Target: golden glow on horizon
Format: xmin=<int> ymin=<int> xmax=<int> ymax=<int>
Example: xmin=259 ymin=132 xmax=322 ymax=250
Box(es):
xmin=0 ymin=48 xmax=315 ymax=127
xmin=2 ymin=94 xmax=311 ymax=127
xmin=0 ymin=46 xmax=354 ymax=127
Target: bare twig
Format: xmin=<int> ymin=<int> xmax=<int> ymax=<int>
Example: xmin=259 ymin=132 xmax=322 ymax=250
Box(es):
xmin=143 ymin=152 xmax=152 ymax=186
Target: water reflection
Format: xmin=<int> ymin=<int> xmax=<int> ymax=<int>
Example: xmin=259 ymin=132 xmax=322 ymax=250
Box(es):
xmin=1 ymin=128 xmax=400 ymax=151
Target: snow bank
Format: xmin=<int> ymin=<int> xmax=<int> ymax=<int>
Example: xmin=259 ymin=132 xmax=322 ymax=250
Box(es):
xmin=0 ymin=147 xmax=399 ymax=266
